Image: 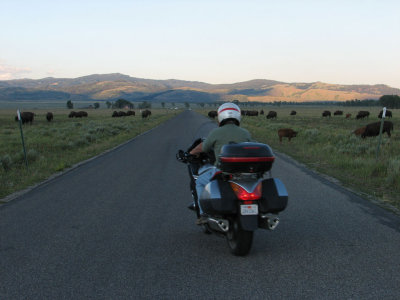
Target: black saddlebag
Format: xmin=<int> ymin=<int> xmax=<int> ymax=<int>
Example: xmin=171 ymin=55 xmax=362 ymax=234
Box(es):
xmin=218 ymin=142 xmax=274 ymax=173
xmin=259 ymin=178 xmax=288 ymax=213
xmin=199 ymin=179 xmax=237 ymax=214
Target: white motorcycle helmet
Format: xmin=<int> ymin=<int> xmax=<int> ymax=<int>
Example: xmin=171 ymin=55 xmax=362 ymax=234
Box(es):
xmin=217 ymin=102 xmax=241 ymax=125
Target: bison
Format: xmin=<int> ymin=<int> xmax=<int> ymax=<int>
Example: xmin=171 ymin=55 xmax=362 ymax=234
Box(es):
xmin=126 ymin=110 xmax=135 ymax=116
xmin=15 ymin=111 xmax=35 ymax=124
xmin=290 ymin=110 xmax=297 ymax=116
xmin=322 ymin=111 xmax=331 ymax=117
xmin=76 ymin=111 xmax=88 ymax=118
xmin=260 ymin=110 xmax=264 ymax=115
xmin=142 ymin=109 xmax=151 ymax=118
xmin=345 ymin=113 xmax=352 ymax=119
xmin=69 ymin=111 xmax=88 ymax=118
xmin=247 ymin=110 xmax=259 ymax=116
xmin=378 ymin=110 xmax=392 ymax=118
xmin=361 ymin=121 xmax=394 ymax=139
xmin=356 ymin=111 xmax=370 ymax=120
xmin=46 ymin=112 xmax=53 ymax=122
xmin=334 ymin=110 xmax=343 ymax=116
xmin=208 ymin=111 xmax=217 ymax=119
xmin=353 ymin=126 xmax=366 ymax=136
xmin=278 ymin=128 xmax=298 ymax=143
xmin=266 ymin=111 xmax=277 ymax=119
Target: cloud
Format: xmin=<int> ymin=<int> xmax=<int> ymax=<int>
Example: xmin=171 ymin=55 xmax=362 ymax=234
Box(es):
xmin=0 ymin=62 xmax=31 ymax=80
xmin=45 ymin=70 xmax=57 ymax=77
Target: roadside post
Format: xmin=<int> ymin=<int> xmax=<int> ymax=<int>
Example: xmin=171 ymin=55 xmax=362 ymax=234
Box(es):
xmin=17 ymin=109 xmax=28 ymax=168
xmin=375 ymin=107 xmax=386 ymax=160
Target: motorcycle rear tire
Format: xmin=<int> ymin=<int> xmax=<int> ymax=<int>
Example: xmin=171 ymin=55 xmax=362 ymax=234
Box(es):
xmin=226 ymin=218 xmax=254 ymax=256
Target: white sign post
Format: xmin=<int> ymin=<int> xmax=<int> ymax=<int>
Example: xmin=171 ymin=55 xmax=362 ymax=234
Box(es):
xmin=17 ymin=109 xmax=28 ymax=167
xmin=376 ymin=107 xmax=386 ymax=160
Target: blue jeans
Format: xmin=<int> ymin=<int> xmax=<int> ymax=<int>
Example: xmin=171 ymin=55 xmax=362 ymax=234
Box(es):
xmin=195 ymin=164 xmax=217 ymax=215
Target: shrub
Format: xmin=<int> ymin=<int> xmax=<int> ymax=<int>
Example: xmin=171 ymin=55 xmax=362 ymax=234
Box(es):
xmin=386 ymin=158 xmax=400 ymax=184
xmin=13 ymin=151 xmax=26 ymax=164
xmin=85 ymin=134 xmax=96 ymax=143
xmin=354 ymin=144 xmax=370 ymax=155
xmin=1 ymin=154 xmax=13 ymax=171
xmin=55 ymin=162 xmax=69 ymax=172
xmin=27 ymin=149 xmax=39 ymax=163
xmin=37 ymin=129 xmax=52 ymax=137
xmin=3 ymin=129 xmax=13 ymax=135
xmin=74 ymin=138 xmax=89 ymax=147
xmin=304 ymin=129 xmax=320 ymax=144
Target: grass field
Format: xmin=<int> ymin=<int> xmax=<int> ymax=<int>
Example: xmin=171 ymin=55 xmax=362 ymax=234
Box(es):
xmin=0 ymin=108 xmax=178 ymax=200
xmin=236 ymin=106 xmax=399 ymax=210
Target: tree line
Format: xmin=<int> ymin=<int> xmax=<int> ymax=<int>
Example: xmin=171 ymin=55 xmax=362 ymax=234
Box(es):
xmin=66 ymin=95 xmax=399 ymax=109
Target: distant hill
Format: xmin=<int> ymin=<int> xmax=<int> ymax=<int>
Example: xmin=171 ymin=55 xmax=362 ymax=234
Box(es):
xmin=0 ymin=73 xmax=399 ymax=103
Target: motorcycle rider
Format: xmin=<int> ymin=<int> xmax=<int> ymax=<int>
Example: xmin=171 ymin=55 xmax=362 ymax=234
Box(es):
xmin=189 ymin=102 xmax=253 ymax=224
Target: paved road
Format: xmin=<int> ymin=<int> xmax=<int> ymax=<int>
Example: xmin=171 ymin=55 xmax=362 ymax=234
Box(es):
xmin=1 ymin=110 xmax=400 ymax=299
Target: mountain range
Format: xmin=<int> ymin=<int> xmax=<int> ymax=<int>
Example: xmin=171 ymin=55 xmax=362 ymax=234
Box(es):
xmin=1 ymin=73 xmax=399 ymax=103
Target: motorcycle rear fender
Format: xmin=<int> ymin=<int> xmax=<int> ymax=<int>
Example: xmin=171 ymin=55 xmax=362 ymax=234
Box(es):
xmin=239 ymin=215 xmax=258 ymax=231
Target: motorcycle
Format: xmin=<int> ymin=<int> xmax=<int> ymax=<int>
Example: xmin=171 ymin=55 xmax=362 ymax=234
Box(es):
xmin=176 ymin=138 xmax=288 ymax=256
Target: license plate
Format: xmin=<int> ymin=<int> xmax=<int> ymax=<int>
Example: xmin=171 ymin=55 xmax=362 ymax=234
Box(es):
xmin=240 ymin=204 xmax=258 ymax=215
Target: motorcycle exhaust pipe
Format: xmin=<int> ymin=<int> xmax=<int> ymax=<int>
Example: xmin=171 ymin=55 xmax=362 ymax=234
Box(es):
xmin=260 ymin=213 xmax=280 ymax=230
xmin=207 ymin=217 xmax=229 ymax=233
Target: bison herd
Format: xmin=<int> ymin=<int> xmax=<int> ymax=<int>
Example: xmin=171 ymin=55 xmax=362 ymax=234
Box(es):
xmin=69 ymin=111 xmax=88 ymax=118
xmin=14 ymin=109 xmax=152 ymax=125
xmin=206 ymin=108 xmax=395 ymax=143
xmin=112 ymin=110 xmax=135 ymax=117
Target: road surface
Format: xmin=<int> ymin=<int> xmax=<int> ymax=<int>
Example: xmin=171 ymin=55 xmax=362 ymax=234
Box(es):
xmin=1 ymin=110 xmax=400 ymax=299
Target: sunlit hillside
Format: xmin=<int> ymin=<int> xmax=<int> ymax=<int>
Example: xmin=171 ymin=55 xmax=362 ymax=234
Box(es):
xmin=1 ymin=73 xmax=399 ymax=103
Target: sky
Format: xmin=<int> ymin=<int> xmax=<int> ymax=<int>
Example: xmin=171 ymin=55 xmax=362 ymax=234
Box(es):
xmin=1 ymin=0 xmax=399 ymax=88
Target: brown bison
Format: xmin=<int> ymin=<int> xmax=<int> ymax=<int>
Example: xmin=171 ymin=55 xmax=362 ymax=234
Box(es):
xmin=353 ymin=126 xmax=366 ymax=136
xmin=290 ymin=110 xmax=297 ymax=116
xmin=260 ymin=110 xmax=264 ymax=115
xmin=356 ymin=111 xmax=370 ymax=119
xmin=126 ymin=110 xmax=135 ymax=116
xmin=334 ymin=110 xmax=343 ymax=116
xmin=378 ymin=110 xmax=392 ymax=118
xmin=266 ymin=111 xmax=277 ymax=119
xmin=322 ymin=111 xmax=331 ymax=117
xmin=46 ymin=112 xmax=53 ymax=122
xmin=361 ymin=121 xmax=394 ymax=138
xmin=208 ymin=111 xmax=217 ymax=119
xmin=15 ymin=111 xmax=35 ymax=124
xmin=278 ymin=128 xmax=298 ymax=143
xmin=345 ymin=113 xmax=352 ymax=119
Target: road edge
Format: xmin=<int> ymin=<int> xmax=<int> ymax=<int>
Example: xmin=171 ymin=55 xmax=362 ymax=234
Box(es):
xmin=274 ymin=150 xmax=400 ymax=216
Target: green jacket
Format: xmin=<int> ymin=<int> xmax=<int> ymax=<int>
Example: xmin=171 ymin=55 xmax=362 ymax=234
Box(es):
xmin=203 ymin=124 xmax=252 ymax=165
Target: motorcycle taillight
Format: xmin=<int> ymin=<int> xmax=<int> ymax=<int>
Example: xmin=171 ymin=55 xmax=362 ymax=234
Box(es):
xmin=229 ymin=182 xmax=262 ymax=201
